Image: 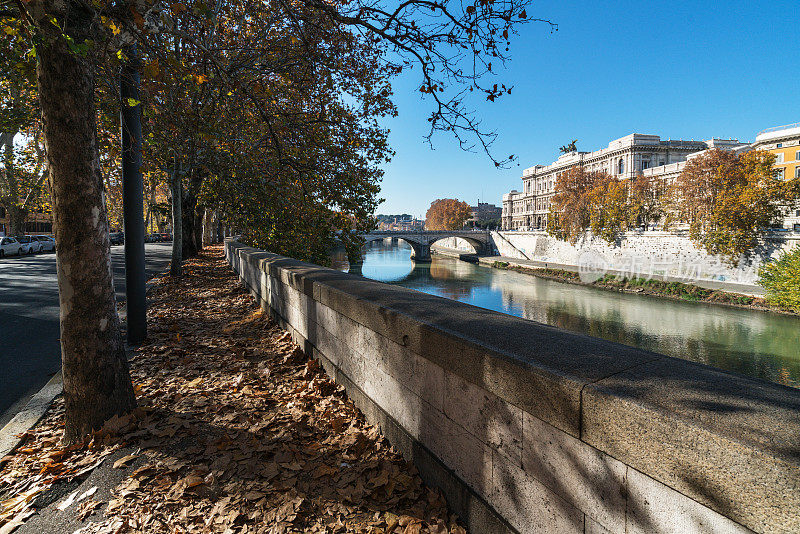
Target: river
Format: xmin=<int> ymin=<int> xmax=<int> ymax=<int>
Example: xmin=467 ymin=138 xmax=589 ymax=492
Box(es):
xmin=347 ymin=240 xmax=800 ymax=389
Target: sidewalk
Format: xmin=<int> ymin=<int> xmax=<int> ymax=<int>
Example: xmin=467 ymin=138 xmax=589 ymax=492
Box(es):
xmin=0 ymin=247 xmax=465 ymax=534
xmin=478 ymin=255 xmax=765 ymax=296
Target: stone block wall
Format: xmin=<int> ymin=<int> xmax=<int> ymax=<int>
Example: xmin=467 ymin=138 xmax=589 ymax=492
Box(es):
xmin=226 ymin=240 xmax=800 ymax=534
xmin=431 ymin=237 xmax=480 ymax=253
xmin=492 ymin=231 xmax=800 ymax=286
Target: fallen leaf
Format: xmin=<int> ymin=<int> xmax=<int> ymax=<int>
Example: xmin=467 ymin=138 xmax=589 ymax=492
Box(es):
xmin=186 ymin=377 xmax=203 ymax=388
xmin=77 ymin=486 xmax=98 ymax=502
xmin=113 ymin=454 xmax=139 ymax=469
xmin=56 ymin=490 xmax=79 ymax=511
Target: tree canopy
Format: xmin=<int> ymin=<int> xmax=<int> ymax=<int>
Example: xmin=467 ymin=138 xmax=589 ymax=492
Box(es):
xmin=671 ymin=149 xmax=800 ymax=262
xmin=0 ymin=0 xmax=553 ymax=441
xmin=425 ymin=198 xmax=472 ymax=230
xmin=544 ymin=150 xmax=800 ymax=255
xmin=546 ymin=166 xmax=600 ymax=243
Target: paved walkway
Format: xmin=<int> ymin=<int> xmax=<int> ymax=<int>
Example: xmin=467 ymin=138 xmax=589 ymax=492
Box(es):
xmin=2 ymin=248 xmax=463 ymax=534
xmin=477 ymin=255 xmax=765 ymax=296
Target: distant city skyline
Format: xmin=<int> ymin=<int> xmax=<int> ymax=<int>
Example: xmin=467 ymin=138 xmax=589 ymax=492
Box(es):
xmin=376 ymin=0 xmax=800 ymax=217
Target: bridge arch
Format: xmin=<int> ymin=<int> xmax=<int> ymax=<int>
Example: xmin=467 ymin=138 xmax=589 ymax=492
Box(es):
xmin=361 ymin=234 xmax=432 ymax=262
xmin=427 ymin=235 xmax=485 ymax=255
xmin=360 ymin=230 xmax=493 ymax=262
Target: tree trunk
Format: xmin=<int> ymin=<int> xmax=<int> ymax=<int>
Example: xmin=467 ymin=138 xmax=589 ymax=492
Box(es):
xmin=34 ymin=11 xmax=136 ymax=444
xmin=202 ymin=208 xmax=213 ymax=246
xmin=214 ymin=214 xmax=223 ymax=243
xmin=193 ymin=205 xmax=204 ymax=251
xmin=6 ymin=205 xmax=27 ymax=236
xmin=181 ymin=190 xmax=198 ymax=258
xmin=170 ymin=161 xmax=182 ymax=276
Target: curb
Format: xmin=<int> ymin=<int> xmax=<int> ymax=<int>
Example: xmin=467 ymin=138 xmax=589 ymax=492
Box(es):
xmin=0 ymin=371 xmax=63 ymax=459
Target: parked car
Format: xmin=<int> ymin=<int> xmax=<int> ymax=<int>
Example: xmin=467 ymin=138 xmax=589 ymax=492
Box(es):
xmin=34 ymin=235 xmax=56 ymax=252
xmin=17 ymin=236 xmax=42 ymax=254
xmin=0 ymin=237 xmax=22 ymax=257
xmin=159 ymin=233 xmax=172 ymax=242
xmin=110 ymin=232 xmax=124 ymax=245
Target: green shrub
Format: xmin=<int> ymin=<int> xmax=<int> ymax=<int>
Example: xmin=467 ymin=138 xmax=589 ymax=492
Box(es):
xmin=759 ymin=247 xmax=800 ymax=313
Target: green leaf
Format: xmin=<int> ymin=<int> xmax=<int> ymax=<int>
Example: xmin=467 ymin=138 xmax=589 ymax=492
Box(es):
xmin=126 ymin=98 xmax=141 ymax=107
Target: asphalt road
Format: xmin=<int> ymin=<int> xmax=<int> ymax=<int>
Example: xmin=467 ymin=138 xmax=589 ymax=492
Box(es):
xmin=0 ymin=243 xmax=173 ymax=428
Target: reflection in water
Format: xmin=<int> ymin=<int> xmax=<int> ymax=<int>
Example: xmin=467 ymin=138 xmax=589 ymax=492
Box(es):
xmin=353 ymin=241 xmax=800 ymax=389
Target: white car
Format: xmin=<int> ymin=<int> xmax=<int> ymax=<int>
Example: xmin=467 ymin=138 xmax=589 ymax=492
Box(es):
xmin=0 ymin=237 xmax=22 ymax=257
xmin=17 ymin=236 xmax=42 ymax=254
xmin=34 ymin=235 xmax=56 ymax=252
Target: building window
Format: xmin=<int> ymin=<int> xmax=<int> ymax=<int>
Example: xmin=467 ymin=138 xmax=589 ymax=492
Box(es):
xmin=776 ymin=153 xmax=784 ymax=164
xmin=618 ymin=158 xmax=625 ymax=175
xmin=641 ymin=160 xmax=650 ymax=170
xmin=774 ymin=168 xmax=785 ymax=180
xmin=796 ymin=167 xmax=800 ymax=179
xmin=796 ymin=151 xmax=800 ymax=162
xmin=777 ymin=143 xmax=783 ymax=148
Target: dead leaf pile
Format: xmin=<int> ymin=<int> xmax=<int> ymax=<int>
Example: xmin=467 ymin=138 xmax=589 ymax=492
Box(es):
xmin=0 ymin=246 xmax=466 ymax=534
xmin=0 ymin=399 xmax=128 ymax=531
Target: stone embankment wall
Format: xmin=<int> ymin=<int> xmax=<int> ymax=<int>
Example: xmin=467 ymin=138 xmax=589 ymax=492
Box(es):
xmin=431 ymin=236 xmax=480 ymax=253
xmin=492 ymin=231 xmax=800 ymax=286
xmin=226 ymin=239 xmax=800 ymax=534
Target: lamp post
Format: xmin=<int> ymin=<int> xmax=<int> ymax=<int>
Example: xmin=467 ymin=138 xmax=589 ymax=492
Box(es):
xmin=121 ymin=43 xmax=146 ymax=344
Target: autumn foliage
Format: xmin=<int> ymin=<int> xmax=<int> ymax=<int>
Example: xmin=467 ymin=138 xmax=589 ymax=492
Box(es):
xmin=545 ymin=150 xmax=799 ymax=255
xmin=425 ymin=198 xmax=472 ymax=230
xmin=546 ymin=167 xmax=603 ymax=243
xmin=587 ymin=175 xmax=629 ymax=244
xmin=671 ymin=149 xmax=800 ymax=262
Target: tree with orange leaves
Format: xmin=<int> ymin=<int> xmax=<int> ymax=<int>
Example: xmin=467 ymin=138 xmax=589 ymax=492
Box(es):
xmin=672 ymin=149 xmax=800 ymax=262
xmin=425 ymin=199 xmax=472 ymax=230
xmin=547 ymin=166 xmax=605 ymax=243
xmin=588 ymin=174 xmax=628 ymax=244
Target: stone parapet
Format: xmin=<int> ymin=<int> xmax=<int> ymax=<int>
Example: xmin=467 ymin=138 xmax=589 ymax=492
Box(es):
xmin=225 ymin=239 xmax=800 ymax=534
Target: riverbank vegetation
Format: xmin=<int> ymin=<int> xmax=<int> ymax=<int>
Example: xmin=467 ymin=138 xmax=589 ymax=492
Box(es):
xmin=759 ymin=247 xmax=800 ymax=313
xmin=546 ymin=149 xmax=800 ymax=263
xmin=490 ymin=261 xmax=799 ymax=314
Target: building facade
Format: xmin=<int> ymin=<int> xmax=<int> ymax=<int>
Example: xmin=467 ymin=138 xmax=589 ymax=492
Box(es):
xmin=468 ymin=202 xmax=502 ymax=226
xmin=376 ymin=214 xmax=424 ymax=231
xmin=751 ymin=122 xmax=800 ymax=231
xmin=0 ymin=206 xmax=53 ymax=237
xmin=501 ymin=134 xmax=755 ymax=231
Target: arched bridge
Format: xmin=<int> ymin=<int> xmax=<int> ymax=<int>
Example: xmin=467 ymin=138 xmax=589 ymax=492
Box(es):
xmin=362 ymin=230 xmax=493 ymax=261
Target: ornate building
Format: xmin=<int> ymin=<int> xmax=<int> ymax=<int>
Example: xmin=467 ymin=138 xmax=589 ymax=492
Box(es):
xmin=501 ymin=134 xmax=746 ymax=231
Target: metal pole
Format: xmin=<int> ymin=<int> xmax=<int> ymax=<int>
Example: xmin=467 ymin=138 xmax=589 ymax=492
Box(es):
xmin=121 ymin=43 xmax=146 ymax=344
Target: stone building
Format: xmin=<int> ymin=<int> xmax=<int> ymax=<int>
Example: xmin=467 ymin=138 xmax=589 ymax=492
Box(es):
xmin=751 ymin=122 xmax=800 ymax=231
xmin=501 ymin=134 xmax=746 ymax=231
xmin=467 ymin=202 xmax=502 ymax=226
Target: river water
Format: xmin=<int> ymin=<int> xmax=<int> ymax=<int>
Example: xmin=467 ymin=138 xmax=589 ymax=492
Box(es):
xmin=348 ymin=240 xmax=800 ymax=389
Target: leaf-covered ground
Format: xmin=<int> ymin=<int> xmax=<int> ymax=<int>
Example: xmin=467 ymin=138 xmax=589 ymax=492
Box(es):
xmin=0 ymin=246 xmax=465 ymax=533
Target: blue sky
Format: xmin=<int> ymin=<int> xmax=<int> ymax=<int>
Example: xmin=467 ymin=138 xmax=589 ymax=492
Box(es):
xmin=376 ymin=0 xmax=800 ymax=217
